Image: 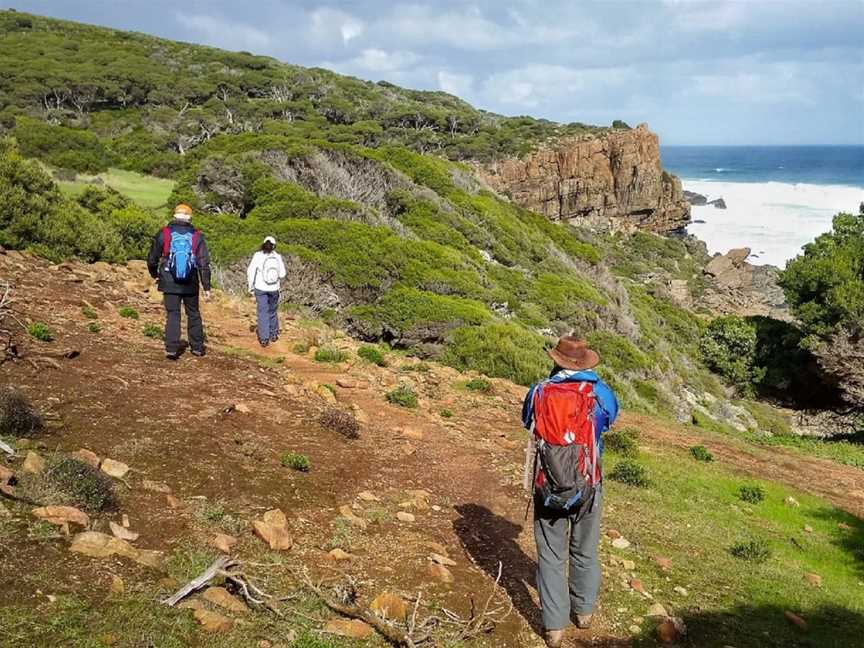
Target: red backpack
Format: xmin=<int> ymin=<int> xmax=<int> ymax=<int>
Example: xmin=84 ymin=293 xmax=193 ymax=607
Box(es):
xmin=532 ymin=381 xmax=600 ymax=510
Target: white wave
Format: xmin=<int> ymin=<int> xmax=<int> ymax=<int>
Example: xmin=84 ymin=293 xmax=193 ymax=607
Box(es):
xmin=714 ymin=167 xmax=728 ymax=172
xmin=684 ymin=180 xmax=864 ymax=267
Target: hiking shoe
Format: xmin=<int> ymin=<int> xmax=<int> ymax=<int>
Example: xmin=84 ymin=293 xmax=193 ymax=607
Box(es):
xmin=259 ymin=340 xmax=269 ymax=348
xmin=191 ymin=349 xmax=206 ymax=357
xmin=575 ymin=614 xmax=593 ymax=629
xmin=269 ymin=335 xmax=279 ymax=343
xmin=544 ymin=629 xmax=565 ymax=647
xmin=165 ymin=352 xmax=179 ymax=361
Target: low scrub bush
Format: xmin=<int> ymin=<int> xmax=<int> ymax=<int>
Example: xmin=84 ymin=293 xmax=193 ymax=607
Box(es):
xmin=386 ymin=385 xmax=418 ymax=408
xmin=292 ymin=341 xmax=310 ymax=354
xmin=440 ymin=408 xmax=454 ymax=418
xmin=281 ymin=452 xmax=311 ymax=472
xmin=738 ymin=484 xmax=766 ymax=504
xmin=142 ymin=323 xmax=163 ymax=339
xmin=314 ymin=346 xmax=348 ymax=363
xmin=730 ymin=539 xmax=772 ymax=563
xmin=700 ymin=316 xmax=765 ymax=395
xmin=45 ymin=457 xmax=117 ymax=512
xmin=441 ymin=323 xmax=548 ymax=386
xmin=608 ymin=459 xmax=649 ymax=487
xmin=357 ymin=345 xmax=386 ymax=367
xmin=689 ymin=445 xmax=714 ymax=462
xmin=81 ymin=306 xmax=98 ymax=319
xmin=27 ymin=322 xmax=53 ymax=342
xmin=603 ymin=427 xmax=640 ymax=457
xmin=87 ymin=322 xmax=101 ymax=333
xmin=319 ymin=407 xmax=360 ymax=439
xmin=0 ymin=387 xmax=43 ymax=438
xmin=118 ymin=306 xmax=139 ymax=320
xmin=464 ymin=377 xmax=492 ymax=393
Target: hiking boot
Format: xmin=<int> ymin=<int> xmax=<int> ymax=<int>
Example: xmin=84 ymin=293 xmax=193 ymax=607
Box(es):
xmin=259 ymin=340 xmax=269 ymax=348
xmin=191 ymin=349 xmax=206 ymax=357
xmin=269 ymin=334 xmax=279 ymax=343
xmin=574 ymin=614 xmax=593 ymax=629
xmin=544 ymin=629 xmax=565 ymax=647
xmin=165 ymin=352 xmax=179 ymax=361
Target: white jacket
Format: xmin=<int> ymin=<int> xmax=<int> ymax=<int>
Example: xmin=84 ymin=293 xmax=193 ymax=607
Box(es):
xmin=247 ymin=251 xmax=286 ymax=292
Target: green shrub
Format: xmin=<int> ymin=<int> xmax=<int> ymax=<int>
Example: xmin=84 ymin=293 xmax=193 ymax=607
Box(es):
xmin=608 ymin=459 xmax=649 ymax=487
xmin=738 ymin=484 xmax=766 ymax=504
xmin=15 ymin=117 xmax=113 ymax=173
xmin=281 ymin=452 xmax=311 ymax=472
xmin=81 ymin=306 xmax=98 ymax=319
xmin=603 ymin=427 xmax=639 ymax=457
xmin=142 ymin=323 xmax=163 ymax=339
xmin=689 ymin=445 xmax=714 ymax=462
xmin=319 ymin=407 xmax=360 ymax=439
xmin=441 ymin=323 xmax=548 ymax=386
xmin=700 ymin=316 xmax=765 ymax=394
xmin=87 ymin=322 xmax=101 ymax=334
xmin=587 ymin=331 xmax=649 ymax=374
xmin=386 ymin=385 xmax=418 ymax=408
xmin=440 ymin=408 xmax=454 ymax=418
xmin=357 ymin=345 xmax=386 ymax=367
xmin=730 ymin=539 xmax=772 ymax=563
xmin=464 ymin=377 xmax=492 ymax=393
xmin=292 ymin=341 xmax=310 ymax=354
xmin=0 ymin=387 xmax=43 ymax=438
xmin=314 ymin=346 xmax=348 ymax=363
xmin=27 ymin=322 xmax=53 ymax=342
xmin=45 ymin=457 xmax=117 ymax=512
xmin=118 ymin=306 xmax=139 ymax=320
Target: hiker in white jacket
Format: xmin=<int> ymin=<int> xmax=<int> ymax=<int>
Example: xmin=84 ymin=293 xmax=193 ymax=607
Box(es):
xmin=246 ymin=236 xmax=287 ymax=347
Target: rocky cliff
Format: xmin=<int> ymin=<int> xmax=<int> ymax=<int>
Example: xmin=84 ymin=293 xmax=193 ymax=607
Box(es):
xmin=479 ymin=124 xmax=690 ymax=234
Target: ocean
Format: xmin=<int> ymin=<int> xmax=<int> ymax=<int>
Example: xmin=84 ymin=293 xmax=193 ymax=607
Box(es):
xmin=660 ymin=146 xmax=864 ymax=267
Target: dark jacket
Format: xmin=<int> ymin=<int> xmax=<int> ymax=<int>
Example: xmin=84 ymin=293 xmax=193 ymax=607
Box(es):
xmin=147 ymin=220 xmax=212 ymax=295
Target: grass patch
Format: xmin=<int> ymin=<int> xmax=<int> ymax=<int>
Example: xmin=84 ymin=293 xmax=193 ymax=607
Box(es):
xmin=87 ymin=322 xmax=101 ymax=333
xmin=281 ymin=452 xmax=311 ymax=472
xmin=607 ymin=459 xmax=649 ymax=487
xmin=464 ymin=377 xmax=492 ymax=393
xmin=440 ymin=408 xmax=454 ymax=419
xmin=27 ymin=322 xmax=53 ymax=342
xmin=690 ymin=445 xmax=714 ymax=462
xmin=357 ymin=345 xmax=387 ymax=366
xmin=319 ymin=407 xmax=360 ymax=439
xmin=194 ymin=499 xmax=246 ymax=534
xmin=19 ymin=456 xmax=118 ymax=512
xmin=603 ymin=427 xmax=639 ymax=457
xmin=729 ymin=539 xmax=772 ymax=563
xmin=0 ymin=387 xmax=43 ymax=438
xmin=386 ymin=385 xmax=418 ymax=409
xmin=738 ymin=484 xmax=766 ymax=504
xmin=81 ymin=305 xmax=97 ymax=319
xmin=57 ymin=167 xmax=175 ymax=209
xmin=118 ymin=306 xmax=139 ymax=320
xmin=314 ymin=346 xmax=348 ymax=363
xmin=142 ymin=323 xmax=163 ymax=339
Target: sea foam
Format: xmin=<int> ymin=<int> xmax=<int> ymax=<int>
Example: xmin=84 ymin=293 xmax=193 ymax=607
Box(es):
xmin=684 ymin=180 xmax=864 ymax=267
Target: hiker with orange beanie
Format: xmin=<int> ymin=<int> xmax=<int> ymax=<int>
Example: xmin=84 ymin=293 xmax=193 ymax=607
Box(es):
xmin=146 ymin=204 xmax=212 ymax=360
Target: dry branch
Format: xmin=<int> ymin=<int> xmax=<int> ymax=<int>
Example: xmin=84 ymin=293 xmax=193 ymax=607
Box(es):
xmin=0 ymin=439 xmax=15 ymax=456
xmin=162 ymin=555 xmax=235 ymax=606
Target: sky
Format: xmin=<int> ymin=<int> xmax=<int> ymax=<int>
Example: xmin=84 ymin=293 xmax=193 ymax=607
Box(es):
xmin=8 ymin=0 xmax=864 ymax=145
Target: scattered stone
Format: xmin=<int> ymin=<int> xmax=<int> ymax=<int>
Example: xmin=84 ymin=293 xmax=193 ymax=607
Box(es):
xmin=396 ymin=511 xmax=415 ymax=523
xmin=647 ymin=603 xmax=668 ymax=617
xmin=357 ymin=491 xmax=380 ymax=502
xmin=110 ymin=575 xmax=125 ymax=594
xmin=621 ymin=559 xmax=636 ymax=571
xmin=804 ymin=573 xmax=822 ymax=587
xmin=324 ymin=618 xmax=374 ymax=639
xmin=70 ymin=449 xmax=100 ymax=468
xmin=629 ymin=579 xmax=646 ymax=594
xmin=122 ymin=514 xmax=130 ymax=528
xmin=253 ymin=509 xmax=293 ymax=551
xmin=406 ymin=489 xmax=432 ymax=500
xmin=32 ymin=506 xmax=90 ymax=528
xmin=22 ymin=451 xmax=46 ymax=474
xmin=328 ymin=548 xmax=354 ymax=562
xmin=784 ymin=611 xmax=808 ymax=631
xmin=427 ymin=562 xmax=455 ymax=584
xmin=838 ymin=522 xmax=852 ymax=531
xmin=785 ymin=496 xmax=800 ymax=508
xmin=109 ymin=521 xmax=139 ymax=542
xmin=370 ymin=592 xmax=408 ymax=621
xmin=210 ymin=533 xmax=238 ymax=554
xmin=100 ymin=458 xmax=130 ymax=479
xmin=339 ymin=505 xmax=368 ymax=529
xmin=336 ymin=378 xmax=356 ymax=389
xmin=142 ymin=479 xmax=172 ymax=493
xmin=629 ymin=625 xmax=641 ymax=634
xmin=401 ymin=427 xmax=424 ymax=441
xmin=612 ymin=537 xmax=631 ymax=550
xmin=194 ymin=608 xmax=234 ymax=633
xmin=69 ymin=531 xmax=163 ymax=569
xmin=653 ymin=556 xmax=673 ymax=571
xmin=657 ymin=617 xmax=687 ymax=644
xmin=430 ymin=553 xmax=457 ymax=567
xmin=177 ymin=598 xmax=204 ymax=611
xmin=426 ymin=542 xmax=449 ymax=555
xmin=166 ymin=494 xmax=182 ymax=509
xmin=803 ymin=525 xmax=813 ymax=533
xmin=203 ymin=586 xmax=249 ymax=614
xmin=606 ymin=529 xmax=622 ymax=540
xmin=234 ymin=403 xmax=251 ymax=414
xmin=673 ymin=586 xmax=688 ymax=597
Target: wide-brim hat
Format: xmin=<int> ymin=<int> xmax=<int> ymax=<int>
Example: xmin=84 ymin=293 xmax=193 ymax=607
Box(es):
xmin=547 ymin=336 xmax=600 ymax=371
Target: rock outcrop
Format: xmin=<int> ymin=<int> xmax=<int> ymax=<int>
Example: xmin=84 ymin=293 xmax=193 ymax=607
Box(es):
xmin=700 ymin=247 xmax=789 ymax=319
xmin=479 ymin=124 xmax=690 ymax=234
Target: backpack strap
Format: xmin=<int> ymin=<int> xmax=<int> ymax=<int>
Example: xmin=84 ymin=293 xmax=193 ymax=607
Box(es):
xmin=161 ymin=226 xmax=172 ymax=258
xmin=191 ymin=230 xmax=201 ymax=260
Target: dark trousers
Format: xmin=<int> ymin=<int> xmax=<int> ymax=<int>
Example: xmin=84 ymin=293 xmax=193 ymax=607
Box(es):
xmin=164 ymin=293 xmax=204 ymax=354
xmin=534 ymin=487 xmax=603 ymax=630
xmin=254 ymin=289 xmax=280 ymax=342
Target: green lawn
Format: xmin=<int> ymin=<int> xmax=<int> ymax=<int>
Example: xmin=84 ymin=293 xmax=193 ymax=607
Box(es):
xmin=602 ymin=446 xmax=864 ymax=648
xmin=56 ymin=168 xmax=175 ymax=209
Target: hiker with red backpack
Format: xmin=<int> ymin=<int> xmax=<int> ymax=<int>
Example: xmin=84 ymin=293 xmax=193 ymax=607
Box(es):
xmin=521 ymin=336 xmax=619 ymax=648
xmin=146 ymin=204 xmax=212 ymax=360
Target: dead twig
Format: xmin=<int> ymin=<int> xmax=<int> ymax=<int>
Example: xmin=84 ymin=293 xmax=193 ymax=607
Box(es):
xmin=0 ymin=439 xmax=15 ymax=456
xmin=162 ymin=555 xmax=235 ymax=606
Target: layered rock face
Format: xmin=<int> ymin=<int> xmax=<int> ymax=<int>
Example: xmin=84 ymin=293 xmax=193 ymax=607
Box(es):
xmin=479 ymin=124 xmax=690 ymax=234
xmin=700 ymin=247 xmax=789 ymax=320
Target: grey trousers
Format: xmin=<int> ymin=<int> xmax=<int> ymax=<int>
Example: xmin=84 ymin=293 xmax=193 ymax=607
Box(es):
xmin=254 ymin=289 xmax=280 ymax=342
xmin=534 ymin=487 xmax=602 ymax=630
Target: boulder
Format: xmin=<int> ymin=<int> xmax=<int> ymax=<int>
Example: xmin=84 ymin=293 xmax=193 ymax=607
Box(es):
xmin=32 ymin=506 xmax=90 ymax=528
xmin=70 ymin=449 xmax=100 ymax=468
xmin=100 ymin=458 xmax=130 ymax=479
xmin=369 ymin=592 xmax=408 ymax=621
xmin=324 ymin=618 xmax=374 ymax=639
xmin=69 ymin=531 xmax=163 ymax=568
xmin=210 ymin=533 xmax=238 ymax=554
xmin=253 ymin=509 xmax=293 ymax=551
xmin=203 ymin=586 xmax=249 ymax=614
xmin=22 ymin=451 xmax=46 ymax=474
xmin=193 ymin=608 xmax=234 ymax=633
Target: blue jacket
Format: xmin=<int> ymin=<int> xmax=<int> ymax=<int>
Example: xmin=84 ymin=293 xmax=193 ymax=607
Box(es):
xmin=522 ymin=370 xmax=620 ymax=446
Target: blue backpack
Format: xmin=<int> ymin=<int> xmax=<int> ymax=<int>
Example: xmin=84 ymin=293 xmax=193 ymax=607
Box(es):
xmin=162 ymin=226 xmax=200 ymax=283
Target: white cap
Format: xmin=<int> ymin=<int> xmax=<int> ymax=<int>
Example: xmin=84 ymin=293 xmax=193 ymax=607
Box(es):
xmin=263 ymin=236 xmax=276 ymax=245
